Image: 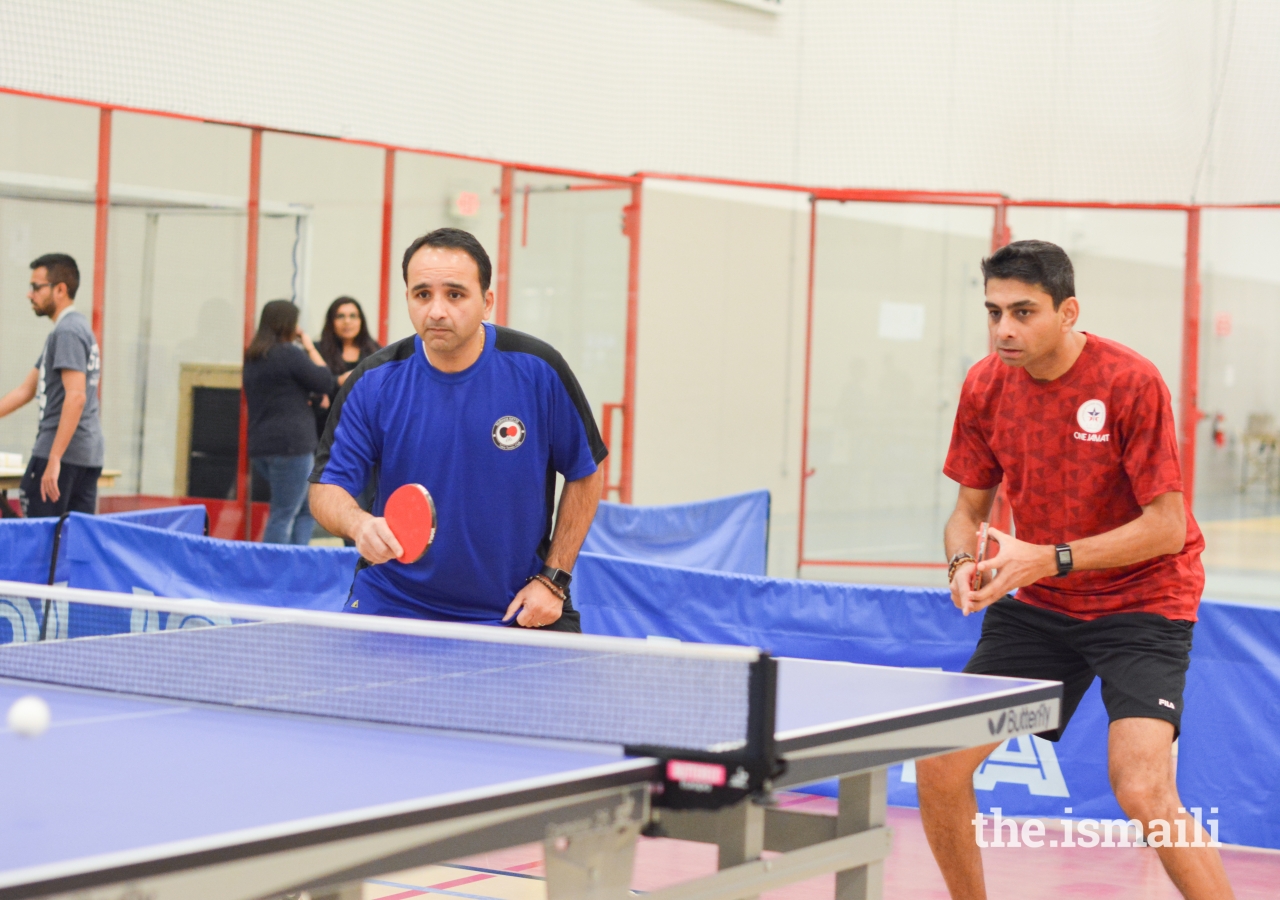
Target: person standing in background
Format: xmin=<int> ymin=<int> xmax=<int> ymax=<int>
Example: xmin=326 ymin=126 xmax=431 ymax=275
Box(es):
xmin=243 ymin=299 xmax=335 ymax=544
xmin=313 ymin=296 xmax=381 ymax=439
xmin=0 ymin=254 xmax=103 ymax=517
xmin=314 ymin=296 xmax=381 ymax=545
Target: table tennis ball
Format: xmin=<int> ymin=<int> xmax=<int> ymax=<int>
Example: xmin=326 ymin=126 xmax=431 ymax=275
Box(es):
xmin=7 ymin=695 xmax=51 ymax=737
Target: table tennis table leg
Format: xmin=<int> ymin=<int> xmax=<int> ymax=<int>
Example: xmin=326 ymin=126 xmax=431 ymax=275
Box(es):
xmin=834 ymin=769 xmax=887 ymax=900
xmin=645 ymin=798 xmax=766 ymax=869
xmin=544 ymin=792 xmax=645 ymax=900
xmin=715 ymin=799 xmax=767 ymax=869
xmin=716 ymin=802 xmax=766 ymax=900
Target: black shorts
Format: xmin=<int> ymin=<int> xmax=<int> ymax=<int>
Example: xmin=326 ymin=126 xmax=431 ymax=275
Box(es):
xmin=20 ymin=456 xmax=101 ymax=518
xmin=964 ymin=595 xmax=1194 ymax=741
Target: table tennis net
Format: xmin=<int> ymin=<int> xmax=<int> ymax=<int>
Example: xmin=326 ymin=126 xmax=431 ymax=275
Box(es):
xmin=0 ymin=582 xmax=762 ymax=755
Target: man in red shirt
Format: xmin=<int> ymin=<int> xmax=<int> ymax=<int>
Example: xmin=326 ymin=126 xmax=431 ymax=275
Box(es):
xmin=916 ymin=241 xmax=1233 ymax=899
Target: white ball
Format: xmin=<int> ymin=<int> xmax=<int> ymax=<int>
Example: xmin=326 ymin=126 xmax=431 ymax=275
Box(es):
xmin=7 ymin=695 xmax=51 ymax=738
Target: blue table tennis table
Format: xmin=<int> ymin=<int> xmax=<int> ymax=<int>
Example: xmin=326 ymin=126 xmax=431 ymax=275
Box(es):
xmin=0 ymin=582 xmax=1061 ymax=900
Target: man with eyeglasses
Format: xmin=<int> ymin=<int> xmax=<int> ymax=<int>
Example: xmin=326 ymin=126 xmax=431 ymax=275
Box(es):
xmin=0 ymin=253 xmax=103 ymax=517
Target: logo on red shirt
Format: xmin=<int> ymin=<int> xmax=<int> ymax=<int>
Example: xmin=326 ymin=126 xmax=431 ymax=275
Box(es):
xmin=1074 ymin=399 xmax=1109 ymax=442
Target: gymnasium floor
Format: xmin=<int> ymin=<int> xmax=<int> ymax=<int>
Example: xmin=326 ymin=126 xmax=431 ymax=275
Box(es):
xmin=365 ymin=794 xmax=1279 ymax=900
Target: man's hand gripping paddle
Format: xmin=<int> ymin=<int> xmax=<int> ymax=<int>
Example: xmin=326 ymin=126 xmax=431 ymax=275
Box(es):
xmin=384 ymin=483 xmax=437 ymax=564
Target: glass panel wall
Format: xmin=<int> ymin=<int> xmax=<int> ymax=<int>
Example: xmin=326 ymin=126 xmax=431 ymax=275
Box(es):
xmin=105 ymin=111 xmax=251 ymax=499
xmin=388 ymin=152 xmax=501 ymax=345
xmin=1197 ymin=208 xmax=1280 ymax=602
xmin=804 ymin=202 xmax=991 ymax=568
xmin=0 ymin=94 xmax=99 ymax=475
xmin=507 ymin=173 xmax=630 ymax=452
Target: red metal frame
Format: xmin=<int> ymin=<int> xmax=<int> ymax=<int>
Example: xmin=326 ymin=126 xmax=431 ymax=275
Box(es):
xmin=599 ymin=402 xmax=625 ymax=501
xmin=503 ymin=174 xmax=640 ymax=504
xmin=8 ymin=84 xmax=1242 ymax=544
xmin=794 ymin=193 xmax=1209 ymax=572
xmin=1180 ymin=209 xmax=1203 ymax=507
xmin=238 ymin=129 xmax=262 ymax=540
xmin=521 ymin=185 xmax=530 ymax=248
xmin=796 ymin=198 xmax=818 ymax=570
xmin=986 ymin=204 xmax=1013 ymax=536
xmin=620 ymin=183 xmax=643 ymax=505
xmin=1004 ymin=199 xmax=1193 ymax=211
xmin=0 ymin=86 xmax=642 ymax=190
xmin=90 ymin=108 xmax=112 ymax=367
xmin=495 ymin=166 xmax=513 ymax=326
xmin=378 ymin=148 xmax=395 ymax=346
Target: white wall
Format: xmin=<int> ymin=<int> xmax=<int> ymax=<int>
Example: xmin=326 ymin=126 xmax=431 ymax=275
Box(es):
xmin=632 ymin=181 xmax=810 ymax=574
xmin=2 ymin=2 xmax=1277 ymax=204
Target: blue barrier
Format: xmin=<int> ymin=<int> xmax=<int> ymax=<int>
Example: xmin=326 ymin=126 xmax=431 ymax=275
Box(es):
xmin=102 ymin=504 xmax=207 ymax=535
xmin=4 ymin=514 xmax=357 ymax=644
xmin=0 ymin=518 xmax=60 ymax=643
xmin=58 ymin=514 xmax=357 ymax=611
xmin=576 ymin=551 xmax=1124 ymax=821
xmin=582 ymin=490 xmax=770 ymax=575
xmin=0 ymin=517 xmax=58 ymax=585
xmin=1179 ymin=599 xmax=1280 ymax=849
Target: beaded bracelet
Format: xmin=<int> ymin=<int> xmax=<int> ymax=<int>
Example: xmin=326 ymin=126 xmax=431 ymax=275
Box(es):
xmin=947 ymin=552 xmax=976 ymax=584
xmin=528 ymin=573 xmax=568 ymax=602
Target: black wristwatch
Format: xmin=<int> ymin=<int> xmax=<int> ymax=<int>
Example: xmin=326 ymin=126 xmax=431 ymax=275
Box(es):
xmin=540 ymin=565 xmax=572 ymax=592
xmin=1053 ymin=544 xmax=1073 ymax=577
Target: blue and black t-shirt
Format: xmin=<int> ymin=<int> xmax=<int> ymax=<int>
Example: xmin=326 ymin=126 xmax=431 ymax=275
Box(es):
xmin=311 ymin=323 xmax=606 ymax=624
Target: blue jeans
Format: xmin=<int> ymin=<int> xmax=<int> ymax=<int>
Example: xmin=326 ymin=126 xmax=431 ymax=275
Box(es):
xmin=252 ymin=454 xmax=315 ymax=545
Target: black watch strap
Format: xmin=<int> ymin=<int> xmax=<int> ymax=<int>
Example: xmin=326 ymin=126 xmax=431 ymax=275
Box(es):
xmin=540 ymin=565 xmax=572 ymax=591
xmin=1054 ymin=544 xmax=1073 ymax=577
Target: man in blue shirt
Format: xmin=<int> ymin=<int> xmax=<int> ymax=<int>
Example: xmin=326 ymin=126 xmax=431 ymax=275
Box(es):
xmin=309 ymin=228 xmax=605 ymax=630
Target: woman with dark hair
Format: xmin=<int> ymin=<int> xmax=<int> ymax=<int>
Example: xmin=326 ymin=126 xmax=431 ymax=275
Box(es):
xmin=314 ymin=296 xmax=381 ymax=436
xmin=313 ymin=297 xmax=382 ymax=544
xmin=243 ymin=299 xmax=335 ymax=544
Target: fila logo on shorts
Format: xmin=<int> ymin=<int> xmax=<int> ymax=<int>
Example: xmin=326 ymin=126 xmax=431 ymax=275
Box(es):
xmin=1073 ymin=399 xmax=1110 ymax=443
xmin=492 ymin=416 xmax=527 ymax=450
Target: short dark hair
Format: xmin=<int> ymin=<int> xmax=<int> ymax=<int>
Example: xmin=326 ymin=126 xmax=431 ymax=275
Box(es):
xmin=401 ymin=228 xmax=492 ymax=293
xmin=981 ymin=240 xmax=1075 ymax=309
xmin=30 ymin=253 xmax=80 ymax=299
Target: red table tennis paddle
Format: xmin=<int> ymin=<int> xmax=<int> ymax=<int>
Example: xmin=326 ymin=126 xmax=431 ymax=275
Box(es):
xmin=971 ymin=521 xmax=990 ymax=590
xmin=384 ymin=483 xmax=437 ymax=564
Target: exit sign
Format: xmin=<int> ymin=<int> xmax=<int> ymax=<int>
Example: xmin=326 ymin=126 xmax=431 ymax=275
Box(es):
xmin=714 ymin=0 xmax=783 ymax=13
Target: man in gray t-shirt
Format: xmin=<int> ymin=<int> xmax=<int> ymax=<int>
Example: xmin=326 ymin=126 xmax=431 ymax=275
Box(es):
xmin=0 ymin=253 xmax=104 ymax=517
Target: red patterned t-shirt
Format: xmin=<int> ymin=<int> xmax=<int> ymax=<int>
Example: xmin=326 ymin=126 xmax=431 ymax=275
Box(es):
xmin=944 ymin=333 xmax=1204 ymax=622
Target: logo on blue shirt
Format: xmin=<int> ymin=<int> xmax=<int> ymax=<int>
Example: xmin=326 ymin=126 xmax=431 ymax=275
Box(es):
xmin=492 ymin=416 xmax=527 ymax=450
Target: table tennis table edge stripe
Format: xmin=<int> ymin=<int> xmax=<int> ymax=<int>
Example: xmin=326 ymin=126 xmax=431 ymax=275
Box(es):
xmin=774 ymin=682 xmax=1063 ymax=753
xmin=0 ymin=758 xmax=658 ymax=899
xmin=773 ymin=677 xmax=1062 ymax=741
